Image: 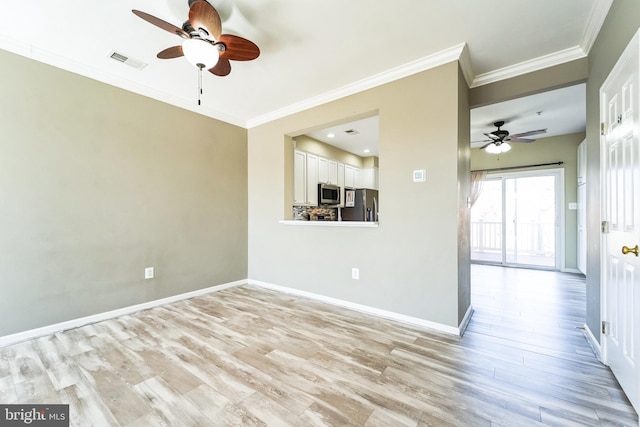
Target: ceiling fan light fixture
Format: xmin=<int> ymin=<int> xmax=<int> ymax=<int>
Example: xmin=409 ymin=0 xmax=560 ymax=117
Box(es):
xmin=485 ymin=142 xmax=511 ymax=154
xmin=182 ymin=38 xmax=219 ymax=69
xmin=485 ymin=143 xmax=500 ymax=154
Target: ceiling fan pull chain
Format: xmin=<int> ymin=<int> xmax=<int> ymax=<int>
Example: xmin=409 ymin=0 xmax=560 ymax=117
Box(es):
xmin=197 ymin=64 xmax=203 ymax=105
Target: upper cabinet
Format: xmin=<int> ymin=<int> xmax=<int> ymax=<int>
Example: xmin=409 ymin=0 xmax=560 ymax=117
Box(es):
xmin=294 ymin=150 xmax=319 ymax=206
xmin=293 ymin=150 xmax=307 ymax=205
xmin=344 ymin=164 xmax=355 ymax=188
xmin=577 ymin=139 xmax=586 ymax=186
xmin=318 ymin=158 xmax=339 ymax=185
xmin=306 ymin=153 xmax=319 ymax=206
xmin=361 ymin=167 xmax=379 ymax=190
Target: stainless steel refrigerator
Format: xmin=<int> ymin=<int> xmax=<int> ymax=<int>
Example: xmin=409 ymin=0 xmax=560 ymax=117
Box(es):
xmin=342 ymin=189 xmax=379 ymax=222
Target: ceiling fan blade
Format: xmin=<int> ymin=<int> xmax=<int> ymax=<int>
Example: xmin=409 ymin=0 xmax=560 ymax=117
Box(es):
xmin=509 ymin=137 xmax=536 ymax=143
xmin=483 ymin=132 xmax=501 ymax=141
xmin=218 ymin=34 xmax=260 ymax=61
xmin=157 ymin=46 xmax=184 ymax=59
xmin=471 ymin=138 xmax=492 ymax=143
xmin=510 ymin=128 xmax=547 ymax=138
xmin=132 ymin=10 xmax=189 ymax=38
xmin=479 ymin=142 xmax=495 ymax=150
xmin=209 ymin=57 xmax=231 ymax=76
xmin=189 ymin=0 xmax=222 ymax=39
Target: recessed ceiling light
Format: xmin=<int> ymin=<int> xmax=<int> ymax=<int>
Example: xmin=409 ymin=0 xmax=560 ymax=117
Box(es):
xmin=363 ymin=149 xmax=370 ymax=153
xmin=327 ymin=133 xmax=335 ymax=138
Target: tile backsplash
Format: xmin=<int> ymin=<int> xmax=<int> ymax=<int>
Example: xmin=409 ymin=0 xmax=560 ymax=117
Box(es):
xmin=292 ymin=206 xmax=337 ymax=221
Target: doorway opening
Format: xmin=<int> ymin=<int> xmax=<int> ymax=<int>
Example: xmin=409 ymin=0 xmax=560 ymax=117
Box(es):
xmin=471 ymin=168 xmax=564 ymax=269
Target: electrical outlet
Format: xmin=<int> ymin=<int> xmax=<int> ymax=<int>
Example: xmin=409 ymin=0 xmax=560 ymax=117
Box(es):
xmin=145 ymin=267 xmax=154 ymax=279
xmin=352 ymin=268 xmax=359 ymax=280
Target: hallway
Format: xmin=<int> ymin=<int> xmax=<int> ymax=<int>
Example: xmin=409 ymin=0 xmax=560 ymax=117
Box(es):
xmin=467 ymin=264 xmax=637 ymax=425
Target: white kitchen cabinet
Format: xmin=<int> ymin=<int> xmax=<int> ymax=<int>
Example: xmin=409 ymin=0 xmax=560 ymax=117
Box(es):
xmin=294 ymin=150 xmax=320 ymax=206
xmin=344 ymin=164 xmax=355 ymax=188
xmin=306 ymin=153 xmax=319 ymax=206
xmin=293 ymin=150 xmax=307 ymax=205
xmin=362 ymin=167 xmax=379 ymax=190
xmin=337 ymin=163 xmax=345 ymax=207
xmin=344 ymin=164 xmax=363 ymax=188
xmin=317 ymin=157 xmax=339 ymax=185
xmin=354 ymin=167 xmax=362 ymax=188
xmin=328 ymin=160 xmax=338 ymax=184
xmin=318 ymin=157 xmax=329 ymax=184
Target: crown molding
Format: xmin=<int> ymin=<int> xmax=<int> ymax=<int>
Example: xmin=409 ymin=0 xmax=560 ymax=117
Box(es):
xmin=580 ymin=0 xmax=613 ymax=54
xmin=458 ymin=43 xmax=474 ymax=88
xmin=247 ymin=43 xmax=467 ymax=128
xmin=470 ymin=46 xmax=587 ymax=88
xmin=0 ymin=35 xmax=247 ymax=128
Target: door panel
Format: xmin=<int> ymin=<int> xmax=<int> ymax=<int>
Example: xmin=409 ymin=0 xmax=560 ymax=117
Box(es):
xmin=601 ymin=30 xmax=640 ymax=414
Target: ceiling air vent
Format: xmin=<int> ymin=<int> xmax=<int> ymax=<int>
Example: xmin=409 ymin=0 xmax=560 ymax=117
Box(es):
xmin=109 ymin=50 xmax=147 ymax=70
xmin=344 ymin=129 xmax=360 ymax=135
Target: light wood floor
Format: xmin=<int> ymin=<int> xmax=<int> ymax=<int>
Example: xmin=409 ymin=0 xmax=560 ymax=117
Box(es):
xmin=1 ymin=265 xmax=637 ymax=426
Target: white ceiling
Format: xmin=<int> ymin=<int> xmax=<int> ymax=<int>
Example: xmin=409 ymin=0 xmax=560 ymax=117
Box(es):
xmin=0 ymin=0 xmax=608 ymax=132
xmin=470 ymin=83 xmax=586 ymax=149
xmin=306 ymin=116 xmax=380 ymax=158
xmin=304 ymin=82 xmax=586 ymax=157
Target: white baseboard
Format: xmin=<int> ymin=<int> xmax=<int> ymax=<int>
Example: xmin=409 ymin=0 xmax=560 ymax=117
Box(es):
xmin=562 ymin=268 xmax=583 ymax=274
xmin=248 ymin=279 xmax=461 ymax=336
xmin=459 ymin=305 xmax=474 ymax=337
xmin=583 ymin=322 xmax=602 ymax=361
xmin=2 ymin=278 xmax=465 ymax=348
xmin=0 ymin=279 xmax=246 ymax=348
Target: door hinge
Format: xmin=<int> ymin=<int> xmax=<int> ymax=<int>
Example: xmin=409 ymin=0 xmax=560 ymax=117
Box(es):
xmin=602 ymin=321 xmax=610 ymax=335
xmin=601 ymin=220 xmax=609 ymax=234
xmin=601 ymin=122 xmax=606 ymax=135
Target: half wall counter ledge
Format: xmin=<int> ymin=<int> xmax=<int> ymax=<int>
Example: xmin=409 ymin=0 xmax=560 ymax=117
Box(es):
xmin=280 ymin=220 xmax=379 ymax=227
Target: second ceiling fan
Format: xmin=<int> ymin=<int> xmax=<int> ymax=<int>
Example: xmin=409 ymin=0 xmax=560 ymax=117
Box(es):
xmin=132 ymin=0 xmax=259 ymax=77
xmin=475 ymin=121 xmax=547 ymax=153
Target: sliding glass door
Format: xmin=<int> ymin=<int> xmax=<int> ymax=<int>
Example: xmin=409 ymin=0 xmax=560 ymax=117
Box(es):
xmin=471 ymin=169 xmax=562 ymax=269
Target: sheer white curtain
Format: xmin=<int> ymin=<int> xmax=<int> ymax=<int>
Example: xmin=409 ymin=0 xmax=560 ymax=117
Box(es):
xmin=470 ymin=171 xmax=487 ymax=207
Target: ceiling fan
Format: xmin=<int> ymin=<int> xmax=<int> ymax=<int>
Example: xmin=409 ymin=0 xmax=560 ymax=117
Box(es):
xmin=131 ymin=0 xmax=259 ymax=78
xmin=474 ymin=121 xmax=547 ymax=154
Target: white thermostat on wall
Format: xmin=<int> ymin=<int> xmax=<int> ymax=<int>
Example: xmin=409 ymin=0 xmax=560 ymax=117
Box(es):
xmin=413 ymin=169 xmax=426 ymax=182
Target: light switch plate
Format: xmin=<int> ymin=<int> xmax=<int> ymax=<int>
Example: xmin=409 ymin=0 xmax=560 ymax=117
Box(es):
xmin=145 ymin=267 xmax=154 ymax=279
xmin=568 ymin=202 xmax=578 ymax=210
xmin=413 ymin=169 xmax=426 ymax=182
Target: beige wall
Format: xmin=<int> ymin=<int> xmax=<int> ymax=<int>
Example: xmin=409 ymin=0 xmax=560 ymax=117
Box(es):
xmin=294 ymin=135 xmax=365 ymax=167
xmin=457 ymin=66 xmax=471 ymax=324
xmin=469 ymin=58 xmax=588 ymax=109
xmin=0 ymin=49 xmax=248 ymax=336
xmin=585 ymin=0 xmax=640 ymax=342
xmin=248 ymin=62 xmax=470 ymax=329
xmin=471 ymin=132 xmax=585 ymax=270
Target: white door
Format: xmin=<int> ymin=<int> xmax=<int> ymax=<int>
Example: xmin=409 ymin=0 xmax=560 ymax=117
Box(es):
xmin=601 ymin=30 xmax=640 ymax=414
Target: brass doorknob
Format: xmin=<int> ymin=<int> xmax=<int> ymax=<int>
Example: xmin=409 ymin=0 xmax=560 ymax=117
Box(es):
xmin=622 ymin=245 xmax=639 ymax=256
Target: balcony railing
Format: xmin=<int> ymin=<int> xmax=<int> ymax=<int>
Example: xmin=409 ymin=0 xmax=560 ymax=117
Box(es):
xmin=471 ymin=220 xmax=555 ymax=256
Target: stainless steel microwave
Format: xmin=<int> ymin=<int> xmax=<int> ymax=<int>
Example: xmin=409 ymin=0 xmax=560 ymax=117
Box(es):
xmin=318 ymin=183 xmax=340 ymax=205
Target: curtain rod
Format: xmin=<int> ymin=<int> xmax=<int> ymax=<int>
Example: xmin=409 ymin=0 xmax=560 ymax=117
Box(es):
xmin=472 ymin=161 xmax=564 ymax=173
